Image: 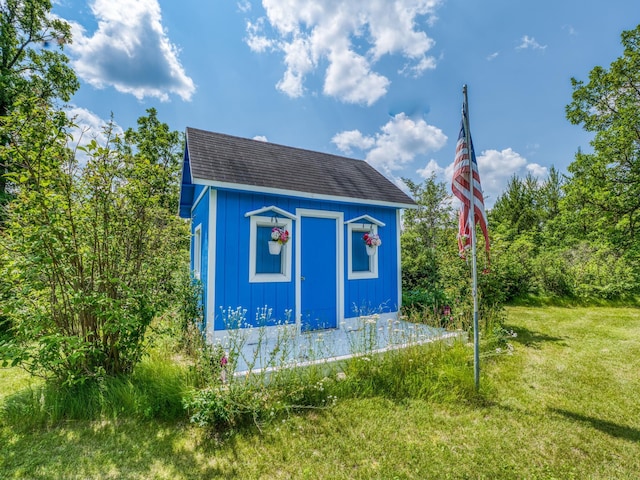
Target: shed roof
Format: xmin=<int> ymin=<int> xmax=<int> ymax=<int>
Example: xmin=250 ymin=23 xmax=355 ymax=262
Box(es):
xmin=184 ymin=127 xmax=416 ymax=208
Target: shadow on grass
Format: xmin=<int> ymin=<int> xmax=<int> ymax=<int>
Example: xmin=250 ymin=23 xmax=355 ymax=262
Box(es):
xmin=509 ymin=295 xmax=640 ymax=308
xmin=549 ymin=408 xmax=640 ymax=443
xmin=0 ymin=419 xmax=242 ymax=478
xmin=504 ymin=324 xmax=567 ymax=349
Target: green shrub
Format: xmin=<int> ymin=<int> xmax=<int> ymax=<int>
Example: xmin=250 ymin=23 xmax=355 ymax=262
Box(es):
xmin=566 ymin=243 xmax=638 ymax=299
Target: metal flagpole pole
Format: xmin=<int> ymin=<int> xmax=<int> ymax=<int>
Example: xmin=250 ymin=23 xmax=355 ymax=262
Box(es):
xmin=462 ymin=85 xmax=480 ymax=390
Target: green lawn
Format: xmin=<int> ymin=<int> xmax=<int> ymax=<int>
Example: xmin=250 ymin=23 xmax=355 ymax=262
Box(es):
xmin=1 ymin=306 xmax=639 ymax=479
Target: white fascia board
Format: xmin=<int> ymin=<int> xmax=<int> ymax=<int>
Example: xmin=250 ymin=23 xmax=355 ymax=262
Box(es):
xmin=244 ymin=205 xmax=297 ymax=220
xmin=192 ymin=185 xmax=209 ymax=213
xmin=191 ymin=177 xmax=417 ymax=210
xmin=344 ymin=214 xmax=386 ymax=227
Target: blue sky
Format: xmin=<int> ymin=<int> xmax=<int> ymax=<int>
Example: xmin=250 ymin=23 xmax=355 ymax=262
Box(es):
xmin=53 ymin=0 xmax=640 ymax=207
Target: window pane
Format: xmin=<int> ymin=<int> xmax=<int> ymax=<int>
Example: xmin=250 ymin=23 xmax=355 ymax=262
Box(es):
xmin=256 ymin=225 xmax=282 ymax=274
xmin=352 ymin=231 xmax=370 ymax=272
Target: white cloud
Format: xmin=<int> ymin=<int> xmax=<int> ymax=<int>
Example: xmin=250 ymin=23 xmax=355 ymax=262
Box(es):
xmin=516 ymin=35 xmax=547 ymax=51
xmin=444 ymin=147 xmax=548 ymax=208
xmin=487 ymin=51 xmax=499 ymax=61
xmin=253 ymin=135 xmax=269 ymax=142
xmin=332 ymin=130 xmax=376 ymax=154
xmin=417 ymin=159 xmax=444 ymax=178
xmin=246 ymin=0 xmax=441 ymax=105
xmin=237 ymin=1 xmax=251 ymax=13
xmin=333 ymin=113 xmax=447 ymax=178
xmin=68 ymin=0 xmax=195 ymax=101
xmin=323 ymin=48 xmax=390 ymax=105
xmin=526 ymin=162 xmax=548 ymax=177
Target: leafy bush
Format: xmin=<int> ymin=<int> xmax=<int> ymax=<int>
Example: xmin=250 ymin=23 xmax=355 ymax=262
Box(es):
xmin=566 ymin=242 xmax=638 ymax=299
xmin=532 ymin=250 xmax=573 ymax=297
xmin=1 ymin=105 xmax=188 ymax=385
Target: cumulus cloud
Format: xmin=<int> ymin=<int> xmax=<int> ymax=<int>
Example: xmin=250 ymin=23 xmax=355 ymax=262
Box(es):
xmin=516 ymin=35 xmax=547 ymax=51
xmin=417 ymin=159 xmax=444 ymax=178
xmin=253 ymin=135 xmax=269 ymax=142
xmin=444 ymin=147 xmax=548 ymax=208
xmin=526 ymin=162 xmax=548 ymax=177
xmin=246 ymin=0 xmax=441 ymax=105
xmin=332 ymin=113 xmax=447 ymax=180
xmin=67 ymin=0 xmax=195 ymax=101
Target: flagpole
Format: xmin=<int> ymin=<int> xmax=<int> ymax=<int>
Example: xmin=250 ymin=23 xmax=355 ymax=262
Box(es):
xmin=462 ymin=84 xmax=480 ymax=391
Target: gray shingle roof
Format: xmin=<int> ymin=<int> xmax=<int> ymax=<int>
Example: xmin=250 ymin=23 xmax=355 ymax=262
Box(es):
xmin=185 ymin=127 xmax=416 ymax=207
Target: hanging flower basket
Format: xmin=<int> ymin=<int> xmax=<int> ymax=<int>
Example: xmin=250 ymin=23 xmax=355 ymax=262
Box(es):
xmin=268 ymin=240 xmax=282 ymax=255
xmin=268 ymin=226 xmax=290 ymax=255
xmin=363 ymin=232 xmax=381 ymax=256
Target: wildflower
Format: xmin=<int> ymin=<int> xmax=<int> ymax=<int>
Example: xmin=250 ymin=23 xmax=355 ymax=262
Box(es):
xmin=336 ymin=372 xmax=347 ymax=381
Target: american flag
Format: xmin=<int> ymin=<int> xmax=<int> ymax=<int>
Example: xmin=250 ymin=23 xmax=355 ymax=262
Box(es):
xmin=451 ymin=110 xmax=490 ymax=260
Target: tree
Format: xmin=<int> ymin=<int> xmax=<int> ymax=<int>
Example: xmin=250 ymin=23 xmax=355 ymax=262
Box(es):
xmin=401 ymin=175 xmax=455 ymax=306
xmin=490 ymin=173 xmax=542 ymax=240
xmin=565 ymin=24 xmax=640 ymax=248
xmin=1 ymin=102 xmax=188 ymax=384
xmin=0 ymin=0 xmax=79 ymax=206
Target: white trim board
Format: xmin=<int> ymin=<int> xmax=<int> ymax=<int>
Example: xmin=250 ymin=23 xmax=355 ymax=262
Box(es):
xmin=192 ymin=177 xmax=417 ymax=210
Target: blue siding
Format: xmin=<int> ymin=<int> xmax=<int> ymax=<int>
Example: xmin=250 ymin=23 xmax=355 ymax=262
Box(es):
xmin=213 ymin=190 xmax=296 ymax=330
xmin=342 ymin=204 xmax=398 ymax=317
xmin=205 ymin=189 xmax=400 ymax=329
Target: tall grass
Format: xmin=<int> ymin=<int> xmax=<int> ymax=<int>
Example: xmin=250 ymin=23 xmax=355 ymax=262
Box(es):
xmin=2 ymin=349 xmax=189 ymax=428
xmin=2 ymin=304 xmax=505 ymax=436
xmin=183 ymin=306 xmax=506 ymax=438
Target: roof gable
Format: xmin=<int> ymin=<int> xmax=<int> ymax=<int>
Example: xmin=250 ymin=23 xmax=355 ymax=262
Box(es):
xmin=184 ymin=127 xmax=416 ymax=208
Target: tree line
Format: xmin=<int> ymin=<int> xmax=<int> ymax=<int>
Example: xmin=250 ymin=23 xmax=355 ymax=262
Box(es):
xmin=402 ymin=25 xmax=640 ymax=310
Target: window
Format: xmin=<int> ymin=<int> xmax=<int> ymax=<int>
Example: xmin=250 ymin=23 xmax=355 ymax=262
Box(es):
xmin=347 ymin=223 xmax=378 ymax=279
xmin=249 ymin=215 xmax=293 ymax=283
xmin=193 ymin=224 xmax=202 ymax=280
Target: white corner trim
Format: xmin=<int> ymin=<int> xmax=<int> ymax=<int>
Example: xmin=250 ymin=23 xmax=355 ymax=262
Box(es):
xmin=207 ymin=189 xmax=217 ymax=340
xmin=396 ymin=209 xmax=402 ymax=311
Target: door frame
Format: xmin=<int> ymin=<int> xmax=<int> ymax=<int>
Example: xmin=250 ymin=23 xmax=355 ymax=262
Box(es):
xmin=295 ymin=208 xmax=344 ymax=332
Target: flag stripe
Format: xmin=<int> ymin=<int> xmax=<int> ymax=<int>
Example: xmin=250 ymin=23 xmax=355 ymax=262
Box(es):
xmin=451 ymin=112 xmax=490 ymax=259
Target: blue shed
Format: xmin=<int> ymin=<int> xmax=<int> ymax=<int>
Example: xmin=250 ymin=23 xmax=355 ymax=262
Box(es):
xmin=178 ymin=127 xmax=416 ymax=341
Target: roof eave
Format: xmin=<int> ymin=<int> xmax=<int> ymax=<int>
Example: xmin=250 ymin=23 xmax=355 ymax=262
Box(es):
xmin=191 ymin=177 xmax=417 ymax=209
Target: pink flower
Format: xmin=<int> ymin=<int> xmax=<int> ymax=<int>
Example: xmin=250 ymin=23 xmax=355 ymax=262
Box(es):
xmin=271 ymin=227 xmax=290 ymax=244
xmin=363 ymin=233 xmax=381 ymax=247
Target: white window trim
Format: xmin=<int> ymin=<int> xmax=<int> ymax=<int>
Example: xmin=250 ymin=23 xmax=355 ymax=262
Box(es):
xmin=193 ymin=224 xmax=202 ymax=280
xmin=249 ymin=215 xmax=293 ymax=283
xmin=347 ymin=223 xmax=379 ymax=280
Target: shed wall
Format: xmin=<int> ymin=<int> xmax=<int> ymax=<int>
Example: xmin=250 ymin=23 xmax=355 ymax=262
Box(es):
xmin=210 ymin=189 xmax=400 ymax=330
